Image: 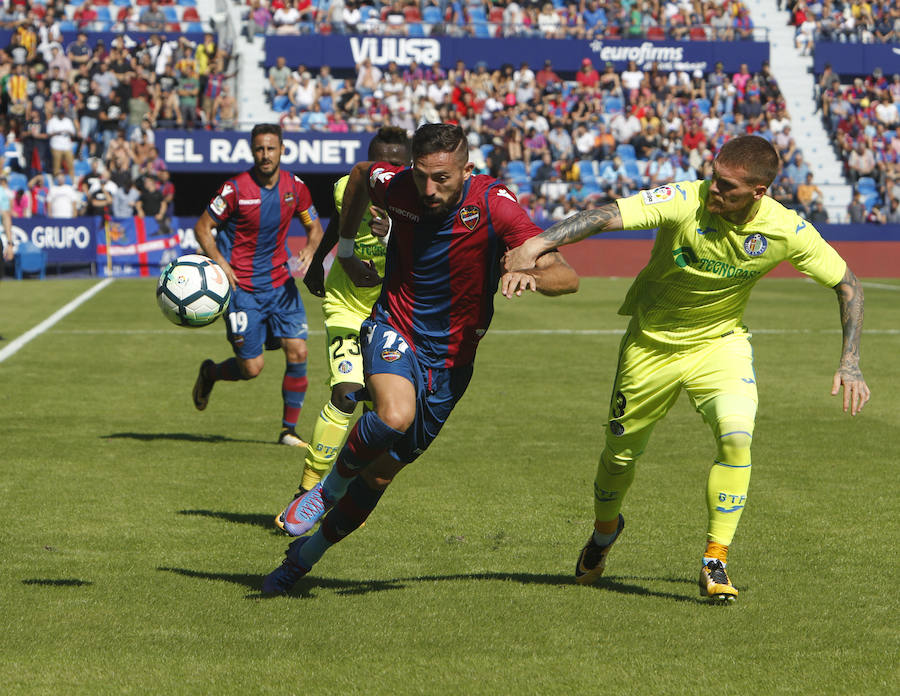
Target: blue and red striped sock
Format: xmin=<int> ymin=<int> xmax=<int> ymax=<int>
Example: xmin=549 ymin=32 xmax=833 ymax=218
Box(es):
xmin=321 ymin=410 xmax=405 ymax=502
xmin=297 ymin=477 xmax=386 ymax=569
xmin=213 ymin=358 xmax=243 ymax=381
xmin=281 ymin=361 xmax=308 ymax=429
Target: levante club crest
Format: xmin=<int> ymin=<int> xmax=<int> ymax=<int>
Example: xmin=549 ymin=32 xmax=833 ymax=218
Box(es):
xmin=459 ymin=206 xmax=480 ymax=230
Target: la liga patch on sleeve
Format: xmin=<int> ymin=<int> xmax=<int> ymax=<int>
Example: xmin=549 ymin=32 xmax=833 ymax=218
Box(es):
xmin=641 ymin=186 xmax=675 ymax=205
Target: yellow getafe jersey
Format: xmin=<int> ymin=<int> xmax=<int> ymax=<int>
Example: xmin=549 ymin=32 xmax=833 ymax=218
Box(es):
xmin=322 ymin=175 xmax=387 ymax=317
xmin=616 ymin=180 xmax=847 ymax=348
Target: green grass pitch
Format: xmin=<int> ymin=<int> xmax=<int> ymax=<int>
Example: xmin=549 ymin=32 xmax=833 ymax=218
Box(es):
xmin=0 ymin=276 xmax=897 ymax=695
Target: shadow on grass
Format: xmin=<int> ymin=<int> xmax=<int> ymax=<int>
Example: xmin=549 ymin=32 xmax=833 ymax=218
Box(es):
xmin=102 ymin=432 xmax=271 ymax=445
xmin=158 ymin=566 xmax=704 ymax=602
xmin=178 ymin=509 xmax=279 ymax=531
xmin=22 ymin=578 xmax=93 ymax=587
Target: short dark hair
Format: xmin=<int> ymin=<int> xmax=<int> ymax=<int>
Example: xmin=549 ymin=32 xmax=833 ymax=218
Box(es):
xmin=411 ymin=123 xmax=467 ymax=162
xmin=369 ymin=126 xmax=410 ymax=159
xmin=716 ymin=135 xmax=780 ymax=187
xmin=251 ymin=123 xmax=283 ymax=143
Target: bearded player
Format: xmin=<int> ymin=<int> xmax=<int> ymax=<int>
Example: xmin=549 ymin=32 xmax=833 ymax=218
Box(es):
xmin=274 ymin=126 xmax=411 ymax=531
xmin=262 ymin=123 xmax=578 ymax=593
xmin=192 ymin=124 xmax=323 ymax=446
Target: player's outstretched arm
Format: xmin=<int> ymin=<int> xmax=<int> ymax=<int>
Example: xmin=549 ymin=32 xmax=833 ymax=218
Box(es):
xmin=195 ymin=210 xmax=237 ymax=289
xmin=501 ymin=251 xmax=579 ymax=298
xmin=831 ymin=266 xmax=870 ymax=416
xmin=504 ymin=202 xmax=624 ymax=271
xmin=337 ymin=161 xmax=381 ymax=287
xmin=304 ymin=213 xmax=339 ymax=297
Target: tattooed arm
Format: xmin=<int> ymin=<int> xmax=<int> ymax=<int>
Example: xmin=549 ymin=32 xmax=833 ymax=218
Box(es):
xmin=504 ymin=202 xmax=624 ymax=271
xmin=831 ymin=266 xmax=870 ymax=416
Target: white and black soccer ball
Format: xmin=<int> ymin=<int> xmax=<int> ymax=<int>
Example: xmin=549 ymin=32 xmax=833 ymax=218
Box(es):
xmin=156 ymin=254 xmax=231 ymax=327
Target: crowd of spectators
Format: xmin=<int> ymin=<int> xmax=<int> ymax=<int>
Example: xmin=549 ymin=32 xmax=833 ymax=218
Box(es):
xmin=267 ymin=49 xmax=827 ymax=223
xmin=785 ymin=1 xmax=900 ymax=54
xmin=816 ymin=63 xmax=900 ymax=223
xmin=245 ymin=0 xmax=764 ymax=41
xmin=0 ymin=1 xmax=207 ymax=35
xmin=0 ymin=17 xmax=235 ymax=220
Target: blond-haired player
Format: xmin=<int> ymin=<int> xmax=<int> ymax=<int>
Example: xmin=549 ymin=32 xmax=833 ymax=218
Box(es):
xmin=505 ymin=135 xmax=870 ymax=602
xmin=275 ymin=127 xmax=411 ymax=531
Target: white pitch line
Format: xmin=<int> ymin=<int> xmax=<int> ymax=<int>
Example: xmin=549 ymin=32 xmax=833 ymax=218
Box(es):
xmin=0 ymin=278 xmax=115 ymax=363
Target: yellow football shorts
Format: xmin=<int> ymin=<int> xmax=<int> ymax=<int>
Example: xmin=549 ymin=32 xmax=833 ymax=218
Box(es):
xmin=605 ymin=327 xmax=759 ymax=458
xmin=322 ymin=301 xmax=369 ymax=389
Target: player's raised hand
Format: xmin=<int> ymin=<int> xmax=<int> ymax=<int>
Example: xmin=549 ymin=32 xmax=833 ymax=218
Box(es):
xmin=369 ymin=205 xmax=391 ymax=241
xmin=501 ymin=270 xmax=537 ymax=298
xmin=339 ymin=255 xmax=382 ymax=287
xmin=831 ymin=365 xmax=870 ymax=416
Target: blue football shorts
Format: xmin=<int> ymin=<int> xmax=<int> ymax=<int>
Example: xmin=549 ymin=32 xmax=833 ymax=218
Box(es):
xmin=225 ymin=278 xmax=308 ymax=359
xmin=360 ymin=318 xmax=473 ymax=464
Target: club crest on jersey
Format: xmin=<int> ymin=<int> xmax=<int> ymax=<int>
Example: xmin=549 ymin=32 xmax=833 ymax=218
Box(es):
xmin=459 ymin=205 xmax=480 ymax=230
xmin=381 ymin=349 xmax=402 ymax=363
xmin=743 ymin=233 xmax=768 ymax=257
xmin=641 ymin=186 xmax=674 ymax=205
xmin=338 ymin=360 xmax=353 ymax=374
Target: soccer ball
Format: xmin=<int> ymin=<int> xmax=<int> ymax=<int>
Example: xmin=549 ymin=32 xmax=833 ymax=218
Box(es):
xmin=156 ymin=254 xmax=231 ymax=327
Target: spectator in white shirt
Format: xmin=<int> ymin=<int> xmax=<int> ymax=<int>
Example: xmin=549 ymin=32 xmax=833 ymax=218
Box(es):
xmin=46 ymin=108 xmax=77 ymax=176
xmin=47 ymin=173 xmax=85 ymax=218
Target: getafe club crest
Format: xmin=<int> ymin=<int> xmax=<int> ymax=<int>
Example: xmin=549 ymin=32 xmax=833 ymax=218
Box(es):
xmin=459 ymin=205 xmax=480 ymax=230
xmin=743 ymin=233 xmax=768 ymax=257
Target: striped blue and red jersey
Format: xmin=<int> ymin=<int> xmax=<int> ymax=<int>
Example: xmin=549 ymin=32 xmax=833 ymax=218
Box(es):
xmin=207 ymin=169 xmax=318 ymax=292
xmin=367 ymin=163 xmax=542 ymax=368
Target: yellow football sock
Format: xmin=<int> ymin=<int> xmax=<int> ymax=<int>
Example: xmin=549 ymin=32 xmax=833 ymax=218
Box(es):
xmin=301 ymin=400 xmax=353 ymax=491
xmin=592 ymin=448 xmax=636 ymax=522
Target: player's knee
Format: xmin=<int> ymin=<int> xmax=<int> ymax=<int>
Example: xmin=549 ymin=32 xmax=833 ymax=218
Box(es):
xmin=239 ymin=358 xmax=263 ymax=379
xmin=600 ymin=448 xmax=636 ymax=476
xmin=375 ymin=403 xmax=414 ymax=433
xmin=716 ymin=418 xmax=753 ymax=467
xmin=331 ymin=383 xmax=363 ymax=414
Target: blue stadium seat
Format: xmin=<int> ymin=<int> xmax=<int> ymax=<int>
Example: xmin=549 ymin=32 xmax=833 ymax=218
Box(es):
xmin=616 ymin=143 xmax=636 ymax=161
xmin=857 ymin=176 xmax=877 ymax=194
xmin=507 ymin=160 xmax=527 ymax=179
xmin=423 ymin=5 xmax=442 ymax=23
xmin=578 ymin=160 xmax=597 ymax=182
xmin=74 ymin=160 xmax=91 ymax=178
xmin=604 ymin=97 xmax=623 ymax=113
xmin=15 ymin=242 xmax=47 ymax=280
xmin=8 ymin=172 xmax=28 ymax=192
xmin=624 ymin=160 xmax=642 ymax=181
